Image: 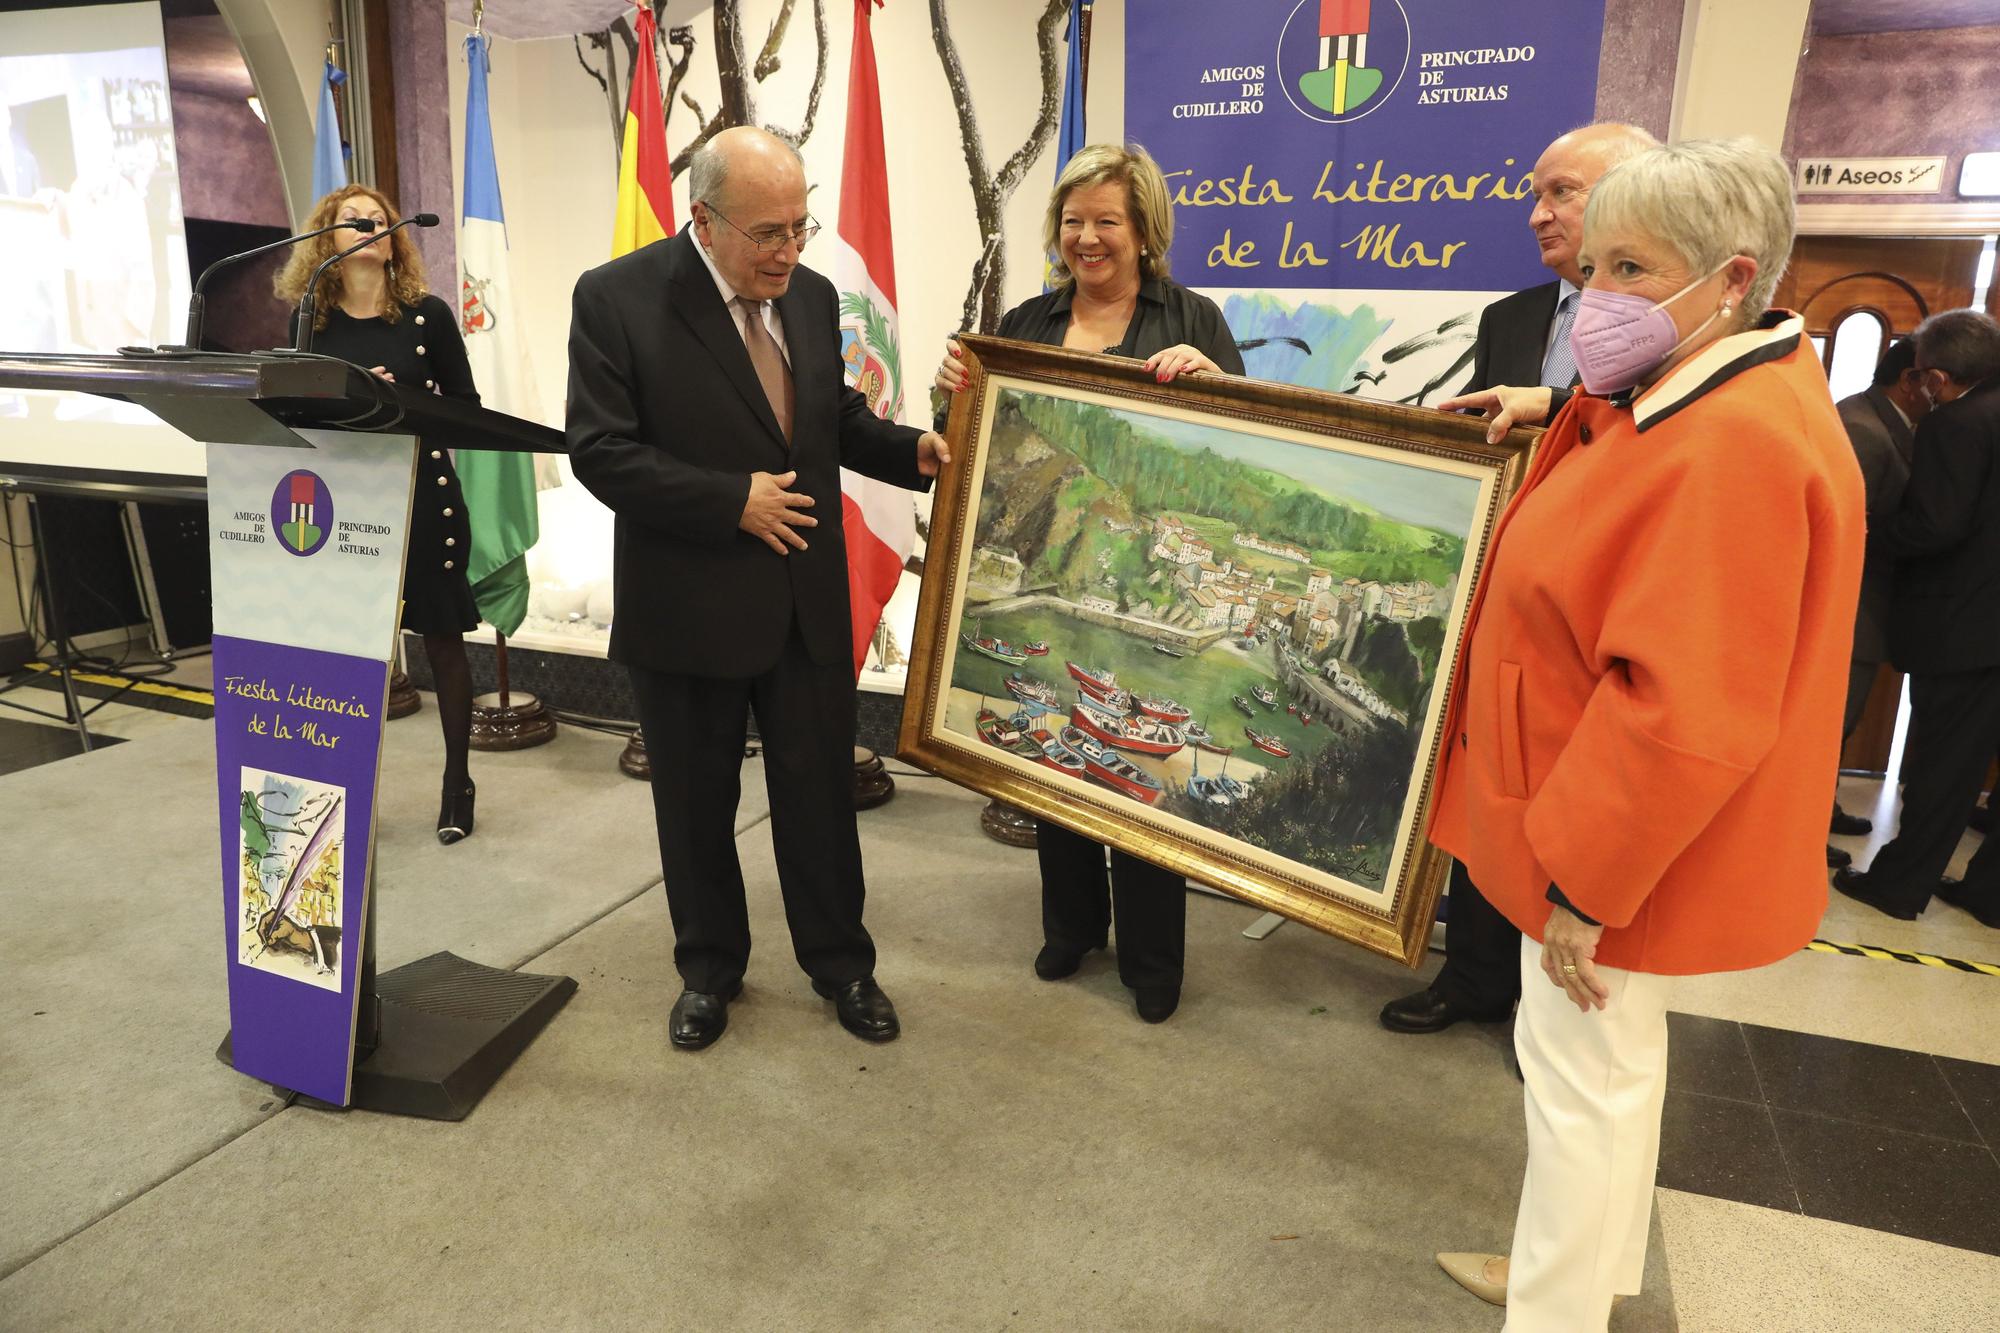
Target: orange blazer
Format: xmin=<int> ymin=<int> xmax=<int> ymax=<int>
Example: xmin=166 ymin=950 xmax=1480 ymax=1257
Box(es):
xmin=1428 ymin=313 xmax=1866 ymax=976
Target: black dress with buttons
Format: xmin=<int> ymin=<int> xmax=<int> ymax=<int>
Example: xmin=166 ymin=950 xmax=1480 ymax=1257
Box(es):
xmin=292 ymin=294 xmax=482 ymax=634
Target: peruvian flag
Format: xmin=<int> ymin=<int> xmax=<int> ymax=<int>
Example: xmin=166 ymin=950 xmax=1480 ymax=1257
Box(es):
xmin=831 ymin=0 xmax=916 ymax=678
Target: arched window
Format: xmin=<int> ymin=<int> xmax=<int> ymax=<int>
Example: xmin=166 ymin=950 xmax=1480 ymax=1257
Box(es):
xmin=1826 ymin=309 xmax=1885 ymax=402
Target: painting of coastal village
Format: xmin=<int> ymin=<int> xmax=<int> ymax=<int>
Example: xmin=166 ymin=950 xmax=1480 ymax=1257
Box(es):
xmin=938 ymin=384 xmax=1489 ymax=904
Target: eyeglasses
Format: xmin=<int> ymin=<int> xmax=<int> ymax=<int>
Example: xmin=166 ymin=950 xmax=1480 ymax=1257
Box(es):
xmin=704 ymin=205 xmax=820 ymax=254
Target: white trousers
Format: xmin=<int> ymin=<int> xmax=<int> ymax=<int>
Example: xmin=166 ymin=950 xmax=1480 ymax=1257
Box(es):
xmin=1505 ymin=936 xmax=1673 ymax=1332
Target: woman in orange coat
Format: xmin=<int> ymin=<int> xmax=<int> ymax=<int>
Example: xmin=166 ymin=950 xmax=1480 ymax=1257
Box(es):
xmin=1426 ymin=139 xmax=1865 ymax=1330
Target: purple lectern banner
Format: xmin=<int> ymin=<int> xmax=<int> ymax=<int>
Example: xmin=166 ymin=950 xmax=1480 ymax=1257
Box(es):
xmin=214 ymin=632 xmax=389 ymax=1105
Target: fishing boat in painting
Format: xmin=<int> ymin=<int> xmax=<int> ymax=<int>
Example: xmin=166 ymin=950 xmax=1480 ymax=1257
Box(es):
xmin=1070 ymin=696 xmax=1185 ymax=757
xmin=1244 ymin=726 xmax=1290 ymax=758
xmin=1060 ymin=725 xmax=1164 ymax=804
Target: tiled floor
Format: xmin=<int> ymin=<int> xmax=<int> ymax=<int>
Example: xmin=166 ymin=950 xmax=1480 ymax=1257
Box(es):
xmin=4 ymin=655 xmax=1998 ymax=1326
xmin=1660 ymin=1014 xmax=2000 ymax=1256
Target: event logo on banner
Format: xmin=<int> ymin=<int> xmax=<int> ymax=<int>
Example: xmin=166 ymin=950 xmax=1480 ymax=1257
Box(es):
xmin=1128 ymin=0 xmax=1607 ymax=402
xmin=207 ymin=430 xmax=416 ymax=1105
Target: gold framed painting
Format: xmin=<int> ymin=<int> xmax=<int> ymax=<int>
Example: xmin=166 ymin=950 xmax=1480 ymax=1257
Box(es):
xmin=898 ymin=336 xmax=1538 ymax=966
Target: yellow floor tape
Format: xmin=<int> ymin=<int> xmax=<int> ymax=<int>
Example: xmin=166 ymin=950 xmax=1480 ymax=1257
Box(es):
xmin=21 ymin=662 xmax=215 ymax=707
xmin=1807 ymin=938 xmax=2000 ymax=978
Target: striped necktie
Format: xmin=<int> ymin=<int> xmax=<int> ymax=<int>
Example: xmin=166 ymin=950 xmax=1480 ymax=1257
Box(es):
xmin=1541 ymin=290 xmax=1579 ymax=390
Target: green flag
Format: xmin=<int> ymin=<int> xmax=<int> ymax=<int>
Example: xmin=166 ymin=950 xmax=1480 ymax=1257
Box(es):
xmin=458 ymin=452 xmax=538 ymax=636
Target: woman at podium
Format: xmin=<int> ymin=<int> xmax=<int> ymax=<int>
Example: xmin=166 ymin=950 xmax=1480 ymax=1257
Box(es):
xmin=275 ymin=184 xmax=483 ymax=845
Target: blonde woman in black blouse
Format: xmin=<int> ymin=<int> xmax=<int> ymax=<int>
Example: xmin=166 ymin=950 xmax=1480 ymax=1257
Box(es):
xmin=934 ymin=144 xmax=1242 ymax=1023
xmin=275 ymin=184 xmax=483 ymax=844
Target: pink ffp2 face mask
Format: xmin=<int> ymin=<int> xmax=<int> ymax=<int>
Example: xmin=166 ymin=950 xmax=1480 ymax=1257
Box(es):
xmin=1569 ymin=266 xmax=1728 ymax=395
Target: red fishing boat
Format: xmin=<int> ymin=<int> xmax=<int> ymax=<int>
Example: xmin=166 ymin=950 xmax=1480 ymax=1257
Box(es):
xmin=1065 ymin=660 xmax=1119 ymax=699
xmin=976 ymin=708 xmax=1044 ymax=763
xmin=1027 ymin=726 xmax=1086 ymax=775
xmin=1061 ymin=725 xmax=1164 ymax=804
xmin=1003 ymin=672 xmax=1059 ymax=712
xmin=1022 ymin=640 xmax=1050 ymax=656
xmin=1135 ymin=694 xmax=1193 ymax=725
xmin=1244 ymin=726 xmax=1290 ymax=758
xmin=1071 ymin=696 xmax=1185 ymax=756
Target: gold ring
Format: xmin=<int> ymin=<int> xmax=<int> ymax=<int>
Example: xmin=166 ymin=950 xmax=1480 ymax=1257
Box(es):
xmin=1561 ymin=964 xmax=1578 ymax=975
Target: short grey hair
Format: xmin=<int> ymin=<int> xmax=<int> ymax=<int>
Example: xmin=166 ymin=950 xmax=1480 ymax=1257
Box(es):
xmin=1913 ymin=309 xmax=2000 ymax=384
xmin=1584 ymin=138 xmax=1796 ymax=323
xmin=687 ymin=135 xmax=804 ymax=209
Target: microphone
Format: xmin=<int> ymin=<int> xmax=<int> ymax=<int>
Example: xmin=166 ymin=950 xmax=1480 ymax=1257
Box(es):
xmin=172 ymin=217 xmax=377 ymax=351
xmin=293 ymin=213 xmax=440 ymax=354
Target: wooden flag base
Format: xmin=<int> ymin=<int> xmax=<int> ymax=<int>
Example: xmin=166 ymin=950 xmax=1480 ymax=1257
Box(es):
xmin=980 ymin=799 xmax=1039 ymax=848
xmin=853 ymin=745 xmax=895 ymax=810
xmin=619 ymin=726 xmax=650 ymax=780
xmin=469 ymin=690 xmax=557 ymax=750
xmin=387 ymin=668 xmax=421 ymax=719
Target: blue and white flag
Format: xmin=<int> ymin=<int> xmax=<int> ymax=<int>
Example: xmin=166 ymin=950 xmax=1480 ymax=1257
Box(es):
xmin=1054 ymin=0 xmax=1089 ymax=183
xmin=311 ymin=59 xmax=347 ymax=200
xmin=456 ymin=31 xmax=544 ymax=636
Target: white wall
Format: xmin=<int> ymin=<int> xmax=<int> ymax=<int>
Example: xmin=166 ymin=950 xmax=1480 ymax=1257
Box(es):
xmin=1670 ymin=0 xmax=1812 ymax=147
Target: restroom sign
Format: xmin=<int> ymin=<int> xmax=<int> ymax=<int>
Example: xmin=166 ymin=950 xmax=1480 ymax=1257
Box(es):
xmin=1797 ymin=156 xmax=1947 ymax=195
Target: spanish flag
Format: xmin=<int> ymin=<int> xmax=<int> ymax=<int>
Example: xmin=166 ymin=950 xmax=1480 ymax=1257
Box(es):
xmin=612 ymin=5 xmax=673 ymax=257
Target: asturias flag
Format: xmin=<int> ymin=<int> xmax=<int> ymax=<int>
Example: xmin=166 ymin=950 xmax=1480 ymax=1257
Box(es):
xmin=454 ymin=31 xmax=540 ymax=636
xmin=311 ymin=59 xmax=347 ymax=201
xmin=612 ymin=4 xmax=674 ymax=256
xmin=831 ymin=0 xmax=915 ymax=678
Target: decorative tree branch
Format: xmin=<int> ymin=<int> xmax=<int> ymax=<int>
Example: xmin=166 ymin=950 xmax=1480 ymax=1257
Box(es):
xmin=754 ymin=0 xmax=797 ymax=80
xmin=662 ymin=24 xmax=697 ymax=118
xmin=713 ymin=5 xmax=753 ymax=126
xmin=574 ymin=32 xmax=619 ymax=167
xmin=768 ymin=0 xmax=828 ymax=150
xmin=932 ymin=0 xmax=1068 ymax=333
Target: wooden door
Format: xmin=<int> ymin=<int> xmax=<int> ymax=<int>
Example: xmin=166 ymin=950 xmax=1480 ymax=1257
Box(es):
xmin=1773 ymin=237 xmax=1988 ymax=773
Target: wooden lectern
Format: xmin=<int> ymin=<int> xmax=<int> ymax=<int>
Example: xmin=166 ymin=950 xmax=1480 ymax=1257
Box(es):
xmin=0 ymin=349 xmax=574 ymax=1120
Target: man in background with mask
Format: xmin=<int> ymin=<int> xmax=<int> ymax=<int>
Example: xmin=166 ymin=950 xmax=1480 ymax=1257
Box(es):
xmin=1826 ymin=339 xmax=1930 ymax=870
xmin=1835 ymin=309 xmax=2000 ymax=926
xmin=1380 ymin=120 xmax=1657 ymax=1037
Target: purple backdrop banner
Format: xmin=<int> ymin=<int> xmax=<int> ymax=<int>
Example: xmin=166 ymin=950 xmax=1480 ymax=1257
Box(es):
xmin=1127 ymin=0 xmax=1608 ymax=293
xmin=214 ymin=633 xmax=389 ymax=1106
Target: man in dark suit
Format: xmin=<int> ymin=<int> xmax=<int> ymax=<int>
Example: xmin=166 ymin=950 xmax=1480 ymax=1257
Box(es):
xmin=1382 ymin=121 xmax=1657 ymax=1035
xmin=1826 ymin=340 xmax=1928 ymax=868
xmin=1835 ymin=310 xmax=2000 ymax=926
xmin=566 ymin=127 xmax=949 ymax=1049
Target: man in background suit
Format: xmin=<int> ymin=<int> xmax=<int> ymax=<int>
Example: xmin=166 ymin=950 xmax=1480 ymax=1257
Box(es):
xmin=1826 ymin=339 xmax=1928 ymax=869
xmin=1381 ymin=121 xmax=1657 ymax=1035
xmin=566 ymin=127 xmax=949 ymax=1050
xmin=1835 ymin=310 xmax=2000 ymax=926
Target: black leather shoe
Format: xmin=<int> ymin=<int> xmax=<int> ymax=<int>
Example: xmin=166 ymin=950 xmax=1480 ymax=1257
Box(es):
xmin=812 ymin=976 xmax=900 ymax=1042
xmin=1133 ymin=985 xmax=1180 ymax=1023
xmin=669 ymin=981 xmax=741 ymax=1050
xmin=437 ymin=779 xmax=476 ymax=845
xmin=1827 ymin=843 xmax=1853 ymax=869
xmin=1936 ymin=878 xmax=2000 ymax=928
xmin=1379 ymin=986 xmax=1512 ymax=1034
xmin=1830 ymin=808 xmax=1873 ymax=836
xmin=1035 ymin=943 xmax=1100 ymax=980
xmin=1830 ymin=867 xmax=1922 ymax=921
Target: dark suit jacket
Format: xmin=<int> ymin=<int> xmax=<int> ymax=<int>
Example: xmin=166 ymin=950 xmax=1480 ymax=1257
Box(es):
xmin=1836 ymin=385 xmax=1916 ymax=662
xmin=566 ymin=227 xmax=928 ymax=678
xmin=1465 ymin=280 xmax=1562 ymax=393
xmin=1878 ymin=377 xmax=2000 ymax=675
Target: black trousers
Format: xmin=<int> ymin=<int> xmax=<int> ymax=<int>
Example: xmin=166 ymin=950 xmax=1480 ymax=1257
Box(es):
xmin=1432 ymin=859 xmax=1522 ymax=1015
xmin=1865 ymin=666 xmax=2000 ymax=911
xmin=627 ymin=623 xmax=875 ymax=994
xmin=1036 ymin=820 xmax=1185 ymax=989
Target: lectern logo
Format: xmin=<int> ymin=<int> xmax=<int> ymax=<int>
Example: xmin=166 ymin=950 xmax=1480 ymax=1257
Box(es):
xmin=1277 ymin=0 xmax=1411 ymax=124
xmin=272 ymin=470 xmax=333 ymax=557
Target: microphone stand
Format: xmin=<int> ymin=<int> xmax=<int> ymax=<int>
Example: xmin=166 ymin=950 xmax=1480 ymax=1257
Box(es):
xmin=294 ymin=215 xmax=435 ymax=354
xmin=172 ymin=218 xmax=377 ymax=352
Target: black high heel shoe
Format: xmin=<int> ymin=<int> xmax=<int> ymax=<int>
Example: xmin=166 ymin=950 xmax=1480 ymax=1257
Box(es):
xmin=437 ymin=779 xmax=476 ymax=845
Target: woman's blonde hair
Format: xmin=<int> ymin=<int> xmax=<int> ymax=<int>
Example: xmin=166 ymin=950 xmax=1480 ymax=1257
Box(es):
xmin=1042 ymin=143 xmax=1173 ymax=288
xmin=273 ymin=184 xmax=430 ymax=330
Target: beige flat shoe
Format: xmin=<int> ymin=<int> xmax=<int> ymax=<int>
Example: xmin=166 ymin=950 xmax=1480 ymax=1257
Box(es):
xmin=1437 ymin=1252 xmax=1507 ymax=1306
